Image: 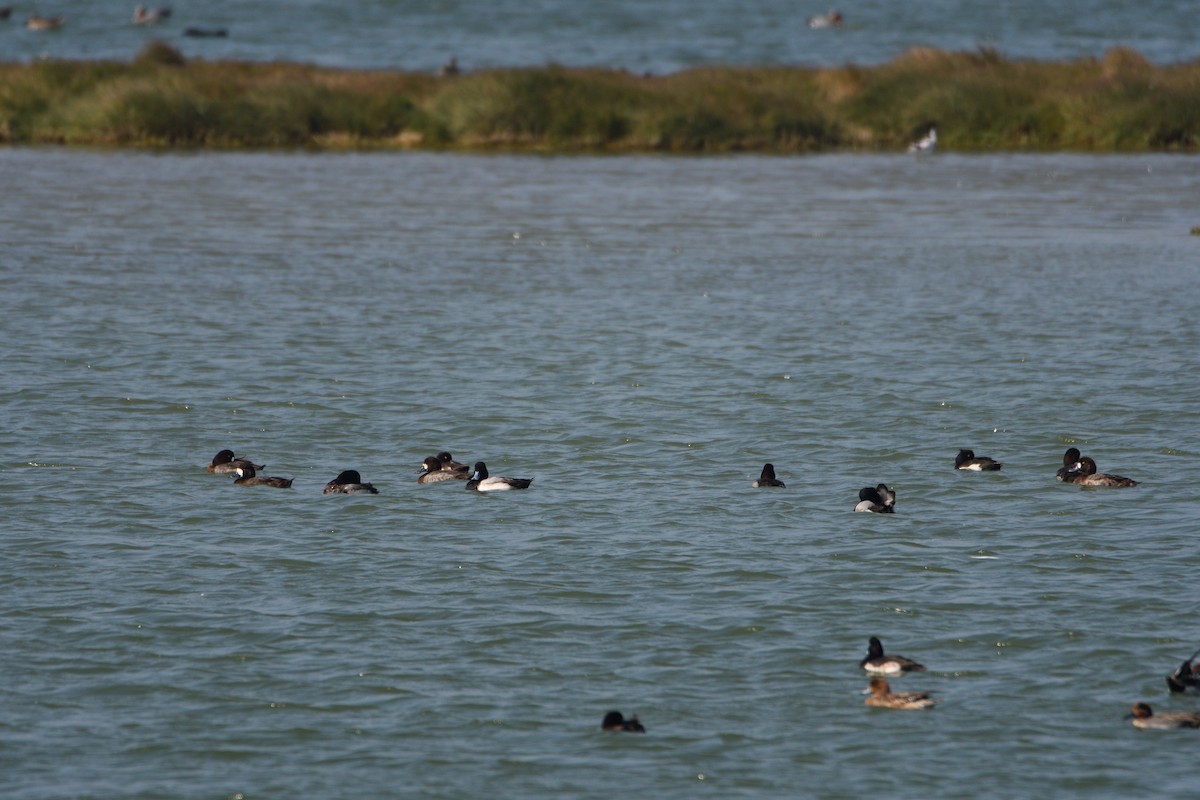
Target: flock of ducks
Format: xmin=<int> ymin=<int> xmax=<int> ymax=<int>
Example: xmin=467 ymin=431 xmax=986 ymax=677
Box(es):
xmin=753 ymin=446 xmax=1139 ymax=514
xmin=609 ymin=639 xmax=1200 ymax=732
xmin=206 ymin=449 xmax=532 ymax=494
xmin=7 ymin=4 xmax=227 ymax=37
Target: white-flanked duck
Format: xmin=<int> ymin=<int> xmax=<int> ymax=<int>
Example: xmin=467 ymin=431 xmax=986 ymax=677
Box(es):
xmin=806 ymin=9 xmax=844 ymax=28
xmin=233 ymin=465 xmax=292 ymax=488
xmin=908 ymin=127 xmax=937 ymax=154
xmin=1128 ymin=702 xmax=1200 ymax=730
xmin=753 ymin=463 xmax=786 ymax=488
xmin=323 ymin=469 xmax=379 ymax=495
xmin=955 ymin=448 xmax=1002 ymax=471
xmin=207 ymin=449 xmax=265 ymax=475
xmin=860 ymin=636 xmax=926 ymax=674
xmin=466 ymin=461 xmax=532 ymax=492
xmin=864 ymin=677 xmax=936 ymax=710
xmin=854 ymin=484 xmax=895 ymax=513
xmin=1166 ymin=649 xmax=1200 ymax=695
xmin=1073 ymin=456 xmax=1138 ymax=487
xmin=601 ymin=711 xmax=645 ymax=732
xmin=1055 ymin=447 xmax=1083 ymax=482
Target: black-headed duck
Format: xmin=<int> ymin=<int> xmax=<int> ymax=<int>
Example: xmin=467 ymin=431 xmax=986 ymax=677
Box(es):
xmin=601 ymin=711 xmax=645 ymax=732
xmin=466 ymin=461 xmax=532 ymax=492
xmin=955 ymin=448 xmax=1002 ymax=471
xmin=1055 ymin=447 xmax=1083 ymax=482
xmin=418 ymin=455 xmax=469 ymax=484
xmin=207 ymin=449 xmax=264 ymax=474
xmin=233 ymin=465 xmax=292 ymax=488
xmin=753 ymin=463 xmax=786 ymax=488
xmin=323 ymin=469 xmax=379 ymax=495
xmin=854 ymin=484 xmax=895 ymax=513
xmin=1166 ymin=650 xmax=1200 ymax=695
xmin=1073 ymin=456 xmax=1138 ymax=487
xmin=860 ymin=636 xmax=926 ymax=674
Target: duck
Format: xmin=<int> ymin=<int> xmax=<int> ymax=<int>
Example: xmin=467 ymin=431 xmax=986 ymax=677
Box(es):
xmin=0 ymin=7 xmax=13 ymax=21
xmin=1128 ymin=702 xmax=1200 ymax=730
xmin=859 ymin=636 xmax=927 ymax=674
xmin=438 ymin=56 xmax=460 ymax=77
xmin=26 ymin=14 xmax=65 ymax=30
xmin=753 ymin=463 xmax=786 ymax=488
xmin=232 ymin=465 xmax=293 ymax=489
xmin=854 ymin=484 xmax=895 ymax=513
xmin=806 ymin=10 xmax=844 ymax=29
xmin=207 ymin=449 xmax=265 ymax=474
xmin=183 ymin=26 xmax=228 ymax=37
xmin=1166 ymin=650 xmax=1200 ymax=694
xmin=907 ymin=127 xmax=937 ymax=154
xmin=1072 ymin=456 xmax=1138 ymax=487
xmin=132 ymin=5 xmax=171 ymax=24
xmin=323 ymin=469 xmax=378 ymax=495
xmin=955 ymin=448 xmax=1002 ymax=471
xmin=864 ymin=677 xmax=937 ymax=710
xmin=436 ymin=451 xmax=469 ymax=473
xmin=601 ymin=711 xmax=645 ymax=732
xmin=1055 ymin=447 xmax=1083 ymax=482
xmin=418 ymin=454 xmax=469 ymax=484
xmin=466 ymin=461 xmax=532 ymax=492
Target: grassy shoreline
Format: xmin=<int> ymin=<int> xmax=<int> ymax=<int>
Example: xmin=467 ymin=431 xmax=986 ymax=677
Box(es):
xmin=2 ymin=43 xmax=1198 ymax=152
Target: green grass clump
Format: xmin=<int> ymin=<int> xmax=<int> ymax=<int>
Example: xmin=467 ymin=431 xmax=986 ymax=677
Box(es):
xmin=1 ymin=46 xmax=1198 ymax=151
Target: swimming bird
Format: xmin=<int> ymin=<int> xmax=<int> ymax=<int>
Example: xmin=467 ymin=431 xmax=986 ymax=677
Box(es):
xmin=854 ymin=484 xmax=895 ymax=513
xmin=183 ymin=26 xmax=227 ymax=37
xmin=207 ymin=449 xmax=265 ymax=474
xmin=0 ymin=7 xmax=14 ymax=21
xmin=1055 ymin=447 xmax=1083 ymax=482
xmin=132 ymin=5 xmax=171 ymax=25
xmin=466 ymin=461 xmax=532 ymax=492
xmin=26 ymin=14 xmax=65 ymax=30
xmin=601 ymin=711 xmax=645 ymax=732
xmin=323 ymin=469 xmax=379 ymax=495
xmin=806 ymin=10 xmax=844 ymax=29
xmin=753 ymin=463 xmax=786 ymax=488
xmin=860 ymin=636 xmax=927 ymax=674
xmin=418 ymin=454 xmax=469 ymax=484
xmin=438 ymin=56 xmax=460 ymax=77
xmin=864 ymin=677 xmax=937 ymax=710
xmin=955 ymin=449 xmax=1002 ymax=471
xmin=1166 ymin=650 xmax=1200 ymax=695
xmin=907 ymin=127 xmax=937 ymax=154
xmin=1073 ymin=456 xmax=1138 ymax=487
xmin=436 ymin=451 xmax=469 ymax=473
xmin=1128 ymin=702 xmax=1200 ymax=730
xmin=233 ymin=465 xmax=293 ymax=488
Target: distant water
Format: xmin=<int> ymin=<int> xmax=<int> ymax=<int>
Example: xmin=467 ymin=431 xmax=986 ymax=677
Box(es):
xmin=3 ymin=0 xmax=1200 ymax=71
xmin=2 ymin=148 xmax=1200 ymax=798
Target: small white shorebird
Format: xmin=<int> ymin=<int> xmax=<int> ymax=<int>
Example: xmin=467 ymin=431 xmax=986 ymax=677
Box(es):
xmin=908 ymin=127 xmax=937 ymax=154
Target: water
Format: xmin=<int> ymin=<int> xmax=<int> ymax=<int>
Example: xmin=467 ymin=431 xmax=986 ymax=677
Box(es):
xmin=3 ymin=0 xmax=1199 ymax=72
xmin=2 ymin=148 xmax=1200 ymax=798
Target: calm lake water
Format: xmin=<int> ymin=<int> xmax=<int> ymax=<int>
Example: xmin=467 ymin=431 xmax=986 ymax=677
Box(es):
xmin=2 ymin=148 xmax=1200 ymax=799
xmin=3 ymin=0 xmax=1199 ymax=71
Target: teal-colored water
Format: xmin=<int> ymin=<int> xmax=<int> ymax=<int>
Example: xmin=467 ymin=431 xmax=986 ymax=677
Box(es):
xmin=2 ymin=150 xmax=1199 ymax=798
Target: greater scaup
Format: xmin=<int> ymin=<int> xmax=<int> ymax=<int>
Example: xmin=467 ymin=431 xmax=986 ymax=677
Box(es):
xmin=207 ymin=449 xmax=265 ymax=474
xmin=233 ymin=465 xmax=293 ymax=489
xmin=753 ymin=463 xmax=786 ymax=488
xmin=854 ymin=484 xmax=895 ymax=513
xmin=1166 ymin=650 xmax=1200 ymax=695
xmin=436 ymin=452 xmax=469 ymax=473
xmin=864 ymin=677 xmax=937 ymax=710
xmin=418 ymin=455 xmax=469 ymax=484
xmin=1055 ymin=447 xmax=1083 ymax=482
xmin=323 ymin=469 xmax=379 ymax=495
xmin=860 ymin=636 xmax=926 ymax=674
xmin=601 ymin=711 xmax=645 ymax=732
xmin=466 ymin=461 xmax=532 ymax=492
xmin=1073 ymin=456 xmax=1138 ymax=487
xmin=955 ymin=448 xmax=1002 ymax=471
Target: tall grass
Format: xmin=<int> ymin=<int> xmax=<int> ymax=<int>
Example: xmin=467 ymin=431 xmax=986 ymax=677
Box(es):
xmin=1 ymin=42 xmax=1197 ymax=151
